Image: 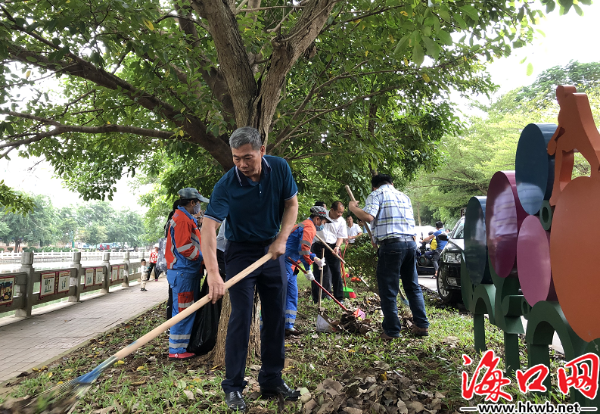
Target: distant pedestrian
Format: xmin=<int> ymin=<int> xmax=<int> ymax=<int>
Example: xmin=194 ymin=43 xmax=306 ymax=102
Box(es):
xmin=148 ymin=246 xmax=159 ymax=281
xmin=349 ymin=174 xmax=430 ymax=338
xmin=421 ymin=221 xmax=447 ymax=278
xmin=140 ymin=259 xmax=149 ymax=292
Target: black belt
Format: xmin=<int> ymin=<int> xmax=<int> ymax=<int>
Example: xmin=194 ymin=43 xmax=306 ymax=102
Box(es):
xmin=379 ymin=236 xmax=414 ymax=245
xmin=315 ymin=241 xmax=336 ymax=248
xmin=233 ymin=237 xmax=276 ymax=247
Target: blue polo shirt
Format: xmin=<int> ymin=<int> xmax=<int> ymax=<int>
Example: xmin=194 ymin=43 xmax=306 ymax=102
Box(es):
xmin=205 ymin=155 xmax=298 ymax=243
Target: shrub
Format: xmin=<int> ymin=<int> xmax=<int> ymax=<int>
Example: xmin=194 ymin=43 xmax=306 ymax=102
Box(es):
xmin=342 ymin=236 xmax=378 ymax=293
xmin=7 ymin=247 xmax=13 ymax=252
xmin=0 ymin=248 xmax=4 ymax=253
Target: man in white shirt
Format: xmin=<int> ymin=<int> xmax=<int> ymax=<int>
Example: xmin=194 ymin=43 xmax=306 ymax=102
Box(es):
xmin=312 ymin=201 xmax=348 ymax=302
xmin=345 ymin=216 xmax=363 ymax=244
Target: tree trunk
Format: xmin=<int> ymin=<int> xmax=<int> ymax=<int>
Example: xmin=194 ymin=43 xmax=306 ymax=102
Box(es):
xmin=416 ymin=202 xmax=422 ymax=226
xmin=210 ymin=290 xmax=261 ymax=367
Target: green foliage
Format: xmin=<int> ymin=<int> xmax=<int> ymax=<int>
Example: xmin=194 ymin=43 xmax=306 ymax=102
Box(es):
xmin=405 ymin=61 xmax=600 ymax=225
xmin=0 ymin=180 xmax=34 ymax=215
xmin=0 ymin=194 xmax=147 ymax=250
xmin=0 ymin=0 xmax=578 ymax=204
xmin=514 ymin=61 xmax=600 ymax=106
xmin=0 ymin=194 xmax=60 ymax=251
xmin=342 ymin=237 xmax=378 ymax=292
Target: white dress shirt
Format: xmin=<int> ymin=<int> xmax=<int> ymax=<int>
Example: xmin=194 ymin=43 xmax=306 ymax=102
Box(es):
xmin=347 ymin=223 xmax=362 ymax=243
xmin=317 ymin=211 xmax=348 ymax=244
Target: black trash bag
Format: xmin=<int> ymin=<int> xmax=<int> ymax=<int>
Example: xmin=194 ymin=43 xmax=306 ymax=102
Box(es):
xmin=156 ymin=237 xmax=168 ymax=274
xmin=187 ymin=279 xmax=222 ymax=355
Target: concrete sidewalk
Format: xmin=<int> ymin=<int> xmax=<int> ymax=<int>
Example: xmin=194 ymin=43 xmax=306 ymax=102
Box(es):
xmin=0 ymin=278 xmax=168 ymax=383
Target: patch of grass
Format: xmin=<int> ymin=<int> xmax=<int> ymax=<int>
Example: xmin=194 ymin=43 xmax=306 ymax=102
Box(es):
xmin=3 ymin=281 xmax=563 ymax=413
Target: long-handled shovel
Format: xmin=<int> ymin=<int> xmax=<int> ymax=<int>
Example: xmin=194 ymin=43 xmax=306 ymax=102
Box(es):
xmin=288 ymin=257 xmax=349 ymax=312
xmin=314 ymin=233 xmax=375 ymax=294
xmin=318 ymin=248 xmax=324 ymax=309
xmin=32 ymin=253 xmax=273 ymax=413
xmin=343 ymin=185 xmax=410 ymax=307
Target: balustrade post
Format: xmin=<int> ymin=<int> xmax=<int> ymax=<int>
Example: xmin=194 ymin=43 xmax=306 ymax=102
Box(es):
xmin=16 ymin=252 xmax=35 ymax=318
xmin=121 ymin=252 xmax=131 ymax=287
xmin=69 ymin=251 xmax=82 ymax=302
xmin=123 ymin=251 xmax=132 ymax=286
xmin=101 ymin=252 xmax=110 ymax=294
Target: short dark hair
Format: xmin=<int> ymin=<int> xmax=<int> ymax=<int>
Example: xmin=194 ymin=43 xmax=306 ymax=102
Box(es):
xmin=141 ymin=259 xmax=146 ymax=263
xmin=436 ymin=221 xmax=443 ymax=229
xmin=371 ymin=174 xmax=393 ymax=188
xmin=314 ymin=201 xmax=326 ymax=207
xmin=331 ymin=201 xmax=344 ymax=211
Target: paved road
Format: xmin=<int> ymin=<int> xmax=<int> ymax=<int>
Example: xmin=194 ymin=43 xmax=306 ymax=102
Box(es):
xmin=0 ymin=277 xmax=168 ymax=383
xmin=418 ymin=274 xmax=437 ymax=292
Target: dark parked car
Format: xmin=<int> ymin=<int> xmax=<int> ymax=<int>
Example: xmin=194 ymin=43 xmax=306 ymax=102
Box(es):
xmin=436 ymin=216 xmax=465 ymax=304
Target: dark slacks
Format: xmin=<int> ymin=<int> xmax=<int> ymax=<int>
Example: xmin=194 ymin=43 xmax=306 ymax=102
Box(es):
xmin=311 ymin=243 xmax=331 ymax=303
xmin=377 ymin=240 xmax=429 ymax=337
xmin=147 ymin=262 xmax=158 ymax=280
xmin=221 ymin=241 xmax=286 ymax=393
xmin=217 ymin=248 xmax=227 ymax=280
xmin=311 ymin=242 xmax=343 ymax=302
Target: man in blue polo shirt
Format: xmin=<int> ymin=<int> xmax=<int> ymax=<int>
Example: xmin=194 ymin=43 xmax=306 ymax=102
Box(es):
xmin=201 ymin=127 xmax=300 ymax=412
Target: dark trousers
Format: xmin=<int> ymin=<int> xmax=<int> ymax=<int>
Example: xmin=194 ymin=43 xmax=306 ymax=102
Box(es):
xmin=221 ymin=241 xmax=286 ymax=393
xmin=377 ymin=240 xmax=429 ymax=336
xmin=148 ymin=262 xmax=158 ymax=280
xmin=311 ymin=244 xmax=331 ymax=303
xmin=217 ymin=249 xmax=227 ymax=280
xmin=311 ymin=242 xmax=343 ymax=303
xmin=167 ymin=287 xmax=173 ymax=320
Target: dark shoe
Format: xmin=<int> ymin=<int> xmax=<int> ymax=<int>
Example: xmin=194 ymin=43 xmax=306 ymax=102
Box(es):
xmin=225 ymin=391 xmax=246 ymax=411
xmin=380 ymin=331 xmax=398 ymax=341
xmin=169 ymin=352 xmax=197 ymax=360
xmin=411 ymin=325 xmax=429 ymax=337
xmin=260 ymin=382 xmax=301 ymax=401
xmin=140 ymin=288 xmax=147 ymax=291
xmin=285 ymin=328 xmax=302 ymax=337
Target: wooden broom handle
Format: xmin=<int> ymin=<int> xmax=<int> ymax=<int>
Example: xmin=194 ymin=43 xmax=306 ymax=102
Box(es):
xmin=315 ymin=233 xmax=346 ymax=264
xmin=114 ymin=252 xmax=273 ymax=360
xmin=345 ymin=185 xmax=375 ymax=242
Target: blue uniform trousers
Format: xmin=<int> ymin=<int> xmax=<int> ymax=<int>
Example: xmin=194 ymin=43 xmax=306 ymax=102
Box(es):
xmin=222 ymin=241 xmax=286 ymax=393
xmin=166 ymin=270 xmax=200 ymax=354
xmin=284 ymin=261 xmax=298 ymax=330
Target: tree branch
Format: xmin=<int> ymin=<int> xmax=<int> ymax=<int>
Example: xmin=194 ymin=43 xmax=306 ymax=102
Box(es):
xmin=5 ymin=44 xmax=233 ymax=168
xmin=191 ymin=0 xmax=257 ymax=127
xmin=252 ymin=0 xmax=338 ymax=143
xmin=274 ymin=84 xmax=400 ymax=146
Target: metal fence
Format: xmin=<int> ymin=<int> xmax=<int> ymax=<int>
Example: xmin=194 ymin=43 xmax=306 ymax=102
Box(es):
xmin=0 ymin=251 xmax=145 ymax=318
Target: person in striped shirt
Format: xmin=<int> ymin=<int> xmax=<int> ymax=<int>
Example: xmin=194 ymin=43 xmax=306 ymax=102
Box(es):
xmin=349 ymin=174 xmax=429 ymax=339
xmin=164 ymin=187 xmax=209 ymax=360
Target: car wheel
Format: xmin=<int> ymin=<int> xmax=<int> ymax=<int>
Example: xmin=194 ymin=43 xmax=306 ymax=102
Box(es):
xmin=437 ymin=266 xmax=460 ymax=304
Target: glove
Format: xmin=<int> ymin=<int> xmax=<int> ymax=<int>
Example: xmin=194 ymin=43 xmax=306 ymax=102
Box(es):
xmin=304 ymin=270 xmax=315 ymax=282
xmin=314 ymin=257 xmax=326 ymax=269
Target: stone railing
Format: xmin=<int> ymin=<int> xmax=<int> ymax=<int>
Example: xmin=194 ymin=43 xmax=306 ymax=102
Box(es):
xmin=0 ymin=250 xmax=148 ymax=264
xmin=0 ymin=251 xmax=145 ymax=318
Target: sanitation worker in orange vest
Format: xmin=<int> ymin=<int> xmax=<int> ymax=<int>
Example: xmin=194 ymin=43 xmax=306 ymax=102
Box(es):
xmin=283 ymin=206 xmax=330 ymax=336
xmin=165 ymin=187 xmax=209 ymax=360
